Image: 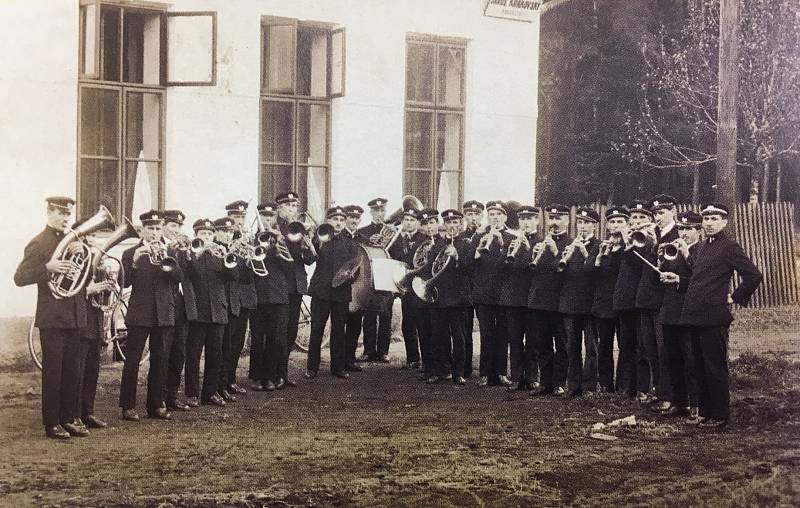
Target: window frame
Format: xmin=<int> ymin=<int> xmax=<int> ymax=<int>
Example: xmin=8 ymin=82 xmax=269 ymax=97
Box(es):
xmin=402 ymin=34 xmax=467 ymax=209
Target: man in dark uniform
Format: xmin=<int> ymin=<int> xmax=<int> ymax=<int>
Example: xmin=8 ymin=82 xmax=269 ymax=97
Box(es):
xmin=306 ymin=206 xmax=360 ymax=379
xmin=460 ymin=200 xmax=484 ymax=378
xmin=184 ymin=219 xmax=236 ymax=408
xmin=426 ymin=209 xmax=475 ymax=385
xmin=388 ymin=208 xmax=426 ymax=369
xmin=657 ymin=210 xmax=702 ymax=419
xmin=276 ymin=191 xmax=316 ymax=380
xmin=589 ymin=206 xmax=628 ymax=393
xmin=559 ymin=207 xmax=601 ymax=397
xmin=662 ymin=203 xmax=762 ymax=429
xmin=214 ymin=217 xmax=247 ymax=403
xmin=162 ymin=209 xmax=195 ymax=411
xmin=472 ymin=200 xmax=517 ymax=387
xmin=528 ymin=204 xmax=572 ymax=396
xmin=342 ymin=204 xmax=366 ymax=371
xmin=15 ymin=197 xmax=89 ymax=439
xmin=120 ymin=210 xmax=184 ymax=421
xmin=414 ymin=209 xmax=440 ymax=378
xmin=357 ymin=198 xmax=393 ymax=363
xmin=502 ymin=205 xmax=538 ymax=391
xmin=248 ymin=203 xmax=277 ymax=390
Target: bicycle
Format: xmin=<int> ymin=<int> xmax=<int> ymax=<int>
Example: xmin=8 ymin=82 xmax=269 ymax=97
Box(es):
xmin=28 ymin=288 xmax=149 ymax=370
xmin=293 ymin=297 xmax=326 ymax=352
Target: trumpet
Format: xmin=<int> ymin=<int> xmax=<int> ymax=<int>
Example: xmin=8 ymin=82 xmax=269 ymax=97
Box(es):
xmin=191 ymin=240 xmax=238 ymax=269
xmin=556 ymin=237 xmax=590 ymax=272
xmin=530 ymin=225 xmax=557 ymax=268
xmin=505 ymin=234 xmax=529 ymax=263
xmin=630 ymin=223 xmax=656 ymax=249
xmin=144 ymin=241 xmax=178 ymax=272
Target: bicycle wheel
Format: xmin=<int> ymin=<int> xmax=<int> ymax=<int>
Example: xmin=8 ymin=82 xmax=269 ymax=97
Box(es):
xmin=293 ymin=298 xmax=314 ymax=352
xmin=28 ymin=319 xmax=42 ymax=370
xmin=110 ymin=289 xmax=149 ymax=364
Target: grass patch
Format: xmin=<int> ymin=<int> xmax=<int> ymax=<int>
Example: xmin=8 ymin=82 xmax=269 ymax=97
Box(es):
xmin=730 ymin=352 xmax=800 ymax=392
xmin=731 ymin=305 xmax=799 ymax=335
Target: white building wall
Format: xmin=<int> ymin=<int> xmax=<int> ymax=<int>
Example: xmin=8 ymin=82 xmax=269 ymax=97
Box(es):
xmin=0 ymin=0 xmax=538 ymax=318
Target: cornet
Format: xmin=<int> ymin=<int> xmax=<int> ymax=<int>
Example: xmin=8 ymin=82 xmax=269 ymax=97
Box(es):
xmin=191 ymin=240 xmax=238 ymax=269
xmin=144 ymin=241 xmax=178 ymax=272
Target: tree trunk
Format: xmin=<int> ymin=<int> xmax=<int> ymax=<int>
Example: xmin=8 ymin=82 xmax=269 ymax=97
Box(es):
xmin=775 ymin=158 xmax=782 ymax=202
xmin=761 ymin=159 xmax=770 ymax=202
xmin=692 ymin=164 xmax=701 ymax=206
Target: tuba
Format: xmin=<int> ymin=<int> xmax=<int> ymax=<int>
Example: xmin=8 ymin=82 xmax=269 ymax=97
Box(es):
xmin=412 ymin=239 xmax=454 ymax=302
xmin=48 ymin=205 xmax=115 ymax=300
xmin=90 ymin=218 xmax=138 ymax=310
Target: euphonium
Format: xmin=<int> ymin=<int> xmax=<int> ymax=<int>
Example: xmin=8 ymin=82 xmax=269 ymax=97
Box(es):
xmin=89 ymin=217 xmax=138 ymax=309
xmin=48 ymin=205 xmax=115 ymax=300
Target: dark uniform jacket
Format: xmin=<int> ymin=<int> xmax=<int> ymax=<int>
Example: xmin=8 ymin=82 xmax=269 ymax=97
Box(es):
xmin=122 ymin=240 xmax=184 ymax=328
xmin=167 ymin=245 xmax=198 ymax=323
xmin=357 ymin=222 xmax=384 ymax=245
xmin=679 ymin=231 xmax=762 ymax=327
xmin=388 ymin=230 xmax=427 ymax=266
xmin=659 ymin=242 xmax=698 ymax=325
xmin=254 ymin=250 xmax=293 ymax=305
xmin=427 ymin=236 xmax=475 ymax=308
xmin=527 ymin=231 xmax=572 ymax=312
xmin=635 ymin=224 xmax=679 ymax=311
xmin=558 ymin=236 xmax=600 ymax=315
xmin=588 ymin=244 xmax=622 ymax=320
xmin=471 ymin=227 xmax=518 ymax=306
xmin=613 ymin=247 xmax=643 ymax=312
xmin=499 ymin=232 xmax=539 ymax=308
xmin=277 ymin=218 xmax=316 ymax=295
xmin=308 ymin=232 xmax=359 ymax=302
xmin=214 ymin=241 xmax=247 ymax=317
xmin=232 ymin=232 xmax=258 ymax=311
xmin=14 ymin=226 xmax=88 ymax=329
xmin=187 ymin=249 xmax=237 ymax=324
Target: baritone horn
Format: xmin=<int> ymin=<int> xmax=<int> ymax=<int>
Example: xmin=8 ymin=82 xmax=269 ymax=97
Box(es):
xmin=48 ymin=205 xmax=115 ymax=299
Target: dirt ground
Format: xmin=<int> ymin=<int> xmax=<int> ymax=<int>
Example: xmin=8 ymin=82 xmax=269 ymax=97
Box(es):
xmin=1 ymin=326 xmax=798 ymax=507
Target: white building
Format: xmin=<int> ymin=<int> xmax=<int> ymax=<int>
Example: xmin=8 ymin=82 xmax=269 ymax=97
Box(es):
xmin=0 ymin=0 xmax=540 ymax=318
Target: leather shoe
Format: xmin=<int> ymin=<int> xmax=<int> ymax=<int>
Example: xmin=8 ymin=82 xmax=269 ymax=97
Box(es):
xmin=45 ymin=425 xmax=70 ymax=440
xmin=454 ymin=376 xmax=466 ymax=385
xmin=553 ymin=386 xmax=567 ymax=396
xmin=660 ymin=406 xmax=689 ymax=417
xmin=219 ymin=389 xmax=237 ymax=402
xmin=530 ymin=386 xmax=552 ymax=396
xmin=498 ymin=375 xmax=513 ymax=387
xmin=333 ymin=371 xmax=350 ymax=379
xmin=122 ymin=409 xmax=140 ymax=422
xmin=275 ymin=378 xmax=286 ymax=390
xmin=186 ymin=397 xmax=200 ymax=408
xmin=377 ymin=354 xmax=390 ymax=363
xmin=357 ymin=354 xmax=375 ymax=362
xmin=250 ymin=380 xmax=264 ymax=391
xmin=346 ymin=363 xmax=363 ymax=372
xmin=427 ymin=375 xmax=442 ymax=384
xmin=63 ymin=421 xmax=90 ymax=437
xmin=147 ymin=407 xmax=172 ymax=420
xmin=83 ymin=415 xmax=108 ymax=428
xmin=167 ymin=399 xmax=190 ymax=411
xmin=304 ymin=370 xmax=317 ymax=379
xmin=478 ymin=376 xmax=489 ymax=387
xmin=202 ymin=394 xmax=226 ymax=407
xmin=283 ymin=379 xmax=297 ymax=388
xmin=652 ymin=401 xmax=672 ymax=412
xmin=264 ymin=380 xmax=277 ymax=391
xmin=507 ymin=382 xmax=525 ymax=392
xmin=229 ymin=383 xmax=247 ymax=395
xmin=699 ymin=418 xmax=728 ymax=429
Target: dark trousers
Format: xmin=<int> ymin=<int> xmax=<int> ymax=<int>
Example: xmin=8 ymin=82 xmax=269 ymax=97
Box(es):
xmin=523 ymin=310 xmax=541 ymax=386
xmin=253 ymin=303 xmax=289 ymax=383
xmin=185 ymin=322 xmax=224 ymax=400
xmin=345 ymin=311 xmax=363 ymax=364
xmin=165 ymin=320 xmax=187 ymax=401
xmin=39 ymin=328 xmax=81 ymax=427
xmin=506 ymin=307 xmax=529 ymax=383
xmin=594 ymin=317 xmax=618 ymax=391
xmin=286 ymin=293 xmax=303 ymax=351
xmin=221 ymin=308 xmax=250 ymax=390
xmin=663 ymin=324 xmax=700 ymax=408
xmin=615 ymin=310 xmax=639 ymax=396
xmin=637 ymin=309 xmax=669 ymax=398
xmin=430 ymin=307 xmax=467 ymax=378
xmin=476 ymin=304 xmax=508 ymax=382
xmin=400 ymin=296 xmax=420 ymax=364
xmin=248 ymin=309 xmax=265 ymax=381
xmin=690 ymin=326 xmax=730 ymax=420
xmin=563 ymin=314 xmax=599 ymax=394
xmin=530 ymin=309 xmax=567 ymax=390
xmin=465 ymin=307 xmax=475 ymax=376
xmin=362 ymin=309 xmax=392 ymax=358
xmin=416 ymin=307 xmax=433 ymax=374
xmin=307 ymin=298 xmax=348 ymax=374
xmin=119 ymin=326 xmax=169 ymax=412
xmin=78 ymin=336 xmax=102 ymax=418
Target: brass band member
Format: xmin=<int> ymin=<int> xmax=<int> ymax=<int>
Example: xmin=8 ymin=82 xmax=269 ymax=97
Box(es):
xmin=655 ymin=210 xmax=702 ymax=420
xmin=343 ymin=204 xmax=365 ymax=371
xmin=559 ymin=207 xmax=601 ymax=397
xmin=248 ymin=203 xmax=275 ymax=390
xmin=589 ymin=206 xmax=629 ymax=393
xmin=224 ymin=200 xmax=257 ymax=395
xmin=502 ymin=205 xmax=538 ymax=391
xmin=15 ymin=197 xmax=88 ymax=439
xmin=162 ymin=209 xmax=195 ymax=412
xmin=388 ymin=208 xmax=426 ymax=369
xmin=459 ymin=200 xmax=485 ymax=378
xmin=661 ymin=203 xmax=762 ymax=429
xmin=427 ymin=209 xmax=476 ymax=385
xmin=305 ymin=206 xmax=359 ymax=379
xmin=414 ymin=208 xmax=441 ymax=379
xmin=276 ymin=192 xmax=317 ymax=367
xmin=472 ymin=200 xmax=516 ymax=387
xmin=357 ymin=198 xmax=393 ymax=363
xmin=120 ymin=210 xmax=184 ymax=421
xmin=528 ymin=204 xmax=572 ymax=396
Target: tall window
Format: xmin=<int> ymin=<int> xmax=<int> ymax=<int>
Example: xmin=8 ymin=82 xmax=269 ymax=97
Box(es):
xmin=260 ymin=17 xmax=345 ymax=224
xmin=403 ymin=35 xmax=466 ymax=210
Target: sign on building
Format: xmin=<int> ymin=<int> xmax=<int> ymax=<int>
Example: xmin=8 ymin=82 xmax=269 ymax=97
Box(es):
xmin=484 ymin=0 xmax=543 ymax=23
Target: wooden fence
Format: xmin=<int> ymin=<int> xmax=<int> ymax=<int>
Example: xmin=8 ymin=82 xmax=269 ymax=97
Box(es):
xmin=540 ymin=201 xmax=798 ymax=309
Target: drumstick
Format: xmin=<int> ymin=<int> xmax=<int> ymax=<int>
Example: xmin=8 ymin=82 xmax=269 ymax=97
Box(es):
xmin=633 ymin=249 xmax=662 ymax=274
